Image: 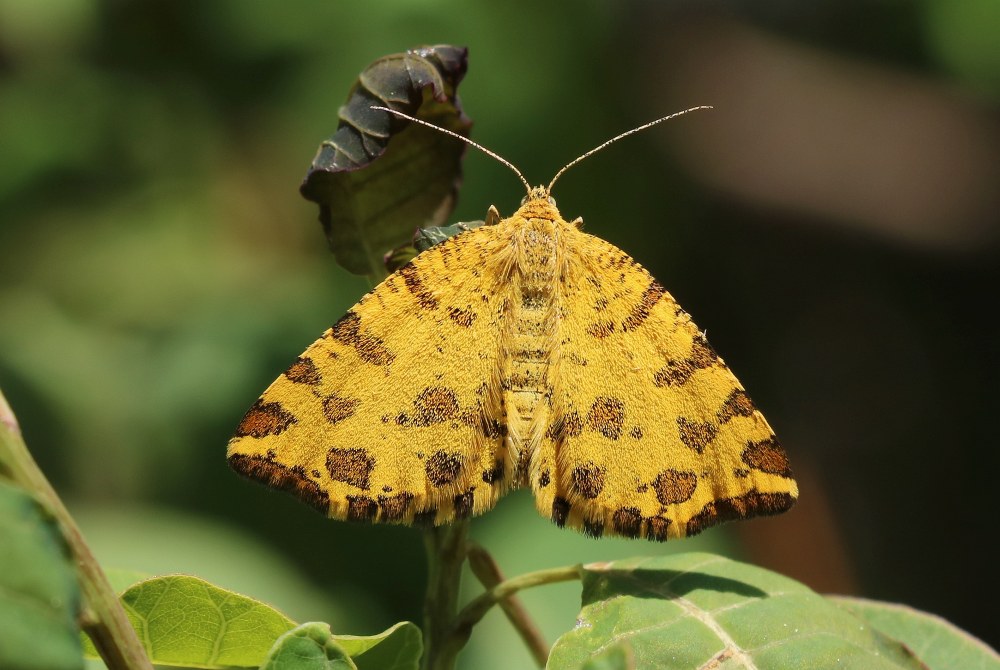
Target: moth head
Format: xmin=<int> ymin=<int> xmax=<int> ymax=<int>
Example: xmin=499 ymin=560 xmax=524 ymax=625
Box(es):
xmin=521 ymin=185 xmax=556 ymax=207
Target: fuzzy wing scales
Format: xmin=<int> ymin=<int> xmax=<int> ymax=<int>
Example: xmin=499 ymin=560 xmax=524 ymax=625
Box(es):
xmin=532 ymin=230 xmax=798 ymax=540
xmin=228 ymin=225 xmax=514 ymax=525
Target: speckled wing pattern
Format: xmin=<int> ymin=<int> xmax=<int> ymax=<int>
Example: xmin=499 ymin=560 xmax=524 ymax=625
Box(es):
xmin=530 ymin=231 xmax=797 ymax=540
xmin=228 ymin=191 xmax=797 ymax=538
xmin=228 ymin=225 xmax=517 ymax=525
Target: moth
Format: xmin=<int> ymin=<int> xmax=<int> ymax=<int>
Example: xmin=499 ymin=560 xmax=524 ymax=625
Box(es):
xmin=228 ymin=108 xmax=797 ymax=541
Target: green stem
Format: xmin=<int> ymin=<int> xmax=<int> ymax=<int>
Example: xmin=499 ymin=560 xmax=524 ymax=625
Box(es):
xmin=0 ymin=390 xmax=153 ymax=670
xmin=422 ymin=521 xmax=470 ymax=670
xmin=466 ymin=542 xmax=550 ymax=668
xmin=443 ymin=564 xmax=581 ymax=664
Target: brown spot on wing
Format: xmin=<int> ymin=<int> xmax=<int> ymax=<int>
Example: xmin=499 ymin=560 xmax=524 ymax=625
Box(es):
xmin=552 ymin=496 xmax=570 ymax=526
xmin=612 ymin=507 xmax=642 ymax=538
xmin=326 ymin=448 xmax=375 ymax=490
xmin=285 ymin=357 xmax=322 ymax=385
xmin=346 ymin=495 xmax=378 ymax=522
xmin=378 ymin=492 xmax=414 ymax=521
xmin=571 ymin=462 xmax=606 ymax=499
xmin=690 ymin=337 xmax=718 ymax=368
xmin=414 ymin=386 xmax=460 ymax=425
xmin=586 ymin=397 xmax=625 ymax=440
xmin=742 ymin=438 xmax=793 ymax=477
xmin=399 ymin=264 xmax=439 ymax=310
xmin=653 ymin=360 xmax=695 ymax=387
xmin=448 ymin=306 xmax=476 ymax=327
xmin=623 ymin=281 xmax=665 ymax=331
xmin=538 ymin=469 xmax=551 ymax=488
xmin=653 ymin=469 xmax=698 ymax=505
xmin=330 ymin=312 xmax=395 ymax=366
xmin=583 ymin=519 xmax=604 ymax=538
xmin=686 ymin=491 xmax=796 ymax=536
xmin=228 ymin=453 xmax=329 ymax=513
xmin=234 ymin=399 xmax=296 ymax=438
xmin=630 ymin=426 xmax=643 ymax=440
xmin=718 ymin=389 xmax=755 ymax=423
xmin=654 ymin=338 xmax=718 ymax=387
xmin=323 ymin=395 xmax=360 ymax=424
xmin=586 ymin=320 xmax=615 ymax=339
xmin=676 ymin=418 xmax=718 ymax=453
xmin=426 ymin=450 xmax=463 ymax=486
xmin=646 ymin=516 xmax=671 ymax=542
xmin=482 ymin=461 xmax=505 ymax=484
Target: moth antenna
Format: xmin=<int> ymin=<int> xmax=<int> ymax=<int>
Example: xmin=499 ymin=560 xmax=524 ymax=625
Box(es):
xmin=546 ymin=106 xmax=713 ymax=194
xmin=370 ymin=105 xmax=532 ymax=195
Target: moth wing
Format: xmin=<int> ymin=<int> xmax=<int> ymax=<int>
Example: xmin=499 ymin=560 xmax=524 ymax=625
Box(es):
xmin=532 ymin=230 xmax=797 ymax=540
xmin=228 ymin=225 xmax=514 ymax=525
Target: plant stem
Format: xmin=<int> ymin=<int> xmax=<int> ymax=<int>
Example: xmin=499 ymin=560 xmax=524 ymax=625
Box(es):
xmin=0 ymin=390 xmax=153 ymax=670
xmin=444 ymin=564 xmax=581 ymax=664
xmin=466 ymin=542 xmax=550 ymax=668
xmin=422 ymin=521 xmax=470 ymax=670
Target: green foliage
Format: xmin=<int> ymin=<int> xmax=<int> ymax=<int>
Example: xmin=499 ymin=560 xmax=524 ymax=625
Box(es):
xmin=261 ymin=623 xmax=357 ymax=670
xmin=579 ymin=644 xmax=634 ymax=670
xmin=82 ymin=575 xmax=295 ymax=668
xmin=74 ymin=569 xmax=422 ymax=670
xmin=547 ymin=553 xmax=927 ymax=670
xmin=0 ymin=480 xmax=83 ymax=670
xmin=258 ymin=621 xmax=424 ymax=670
xmin=921 ymin=0 xmax=1000 ymax=98
xmin=334 ymin=621 xmax=422 ymax=670
xmin=833 ymin=597 xmax=1000 ymax=670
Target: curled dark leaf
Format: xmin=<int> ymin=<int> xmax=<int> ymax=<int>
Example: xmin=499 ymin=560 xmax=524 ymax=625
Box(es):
xmin=301 ymin=45 xmax=471 ymax=277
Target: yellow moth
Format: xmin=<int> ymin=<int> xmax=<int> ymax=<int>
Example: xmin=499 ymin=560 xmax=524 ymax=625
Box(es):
xmin=228 ymin=108 xmax=798 ymax=541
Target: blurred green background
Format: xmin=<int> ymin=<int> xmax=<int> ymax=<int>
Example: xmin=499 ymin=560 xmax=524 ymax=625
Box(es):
xmin=2 ymin=1 xmax=998 ymax=666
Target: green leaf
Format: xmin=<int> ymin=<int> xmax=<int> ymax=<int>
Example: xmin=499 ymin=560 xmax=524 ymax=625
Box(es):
xmin=547 ymin=553 xmax=926 ymax=670
xmin=333 ymin=621 xmax=422 ymax=670
xmin=83 ymin=574 xmax=295 ymax=668
xmin=832 ymin=596 xmax=1000 ymax=670
xmin=580 ymin=643 xmax=634 ymax=670
xmin=261 ymin=622 xmax=356 ymax=670
xmin=0 ymin=480 xmax=83 ymax=670
xmin=412 ymin=220 xmax=484 ymax=254
xmin=384 ymin=220 xmax=485 ymax=273
xmin=300 ymin=45 xmax=471 ymax=278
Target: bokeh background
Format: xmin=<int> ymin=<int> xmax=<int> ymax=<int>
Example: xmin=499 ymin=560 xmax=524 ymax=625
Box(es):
xmin=2 ymin=1 xmax=998 ymax=666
